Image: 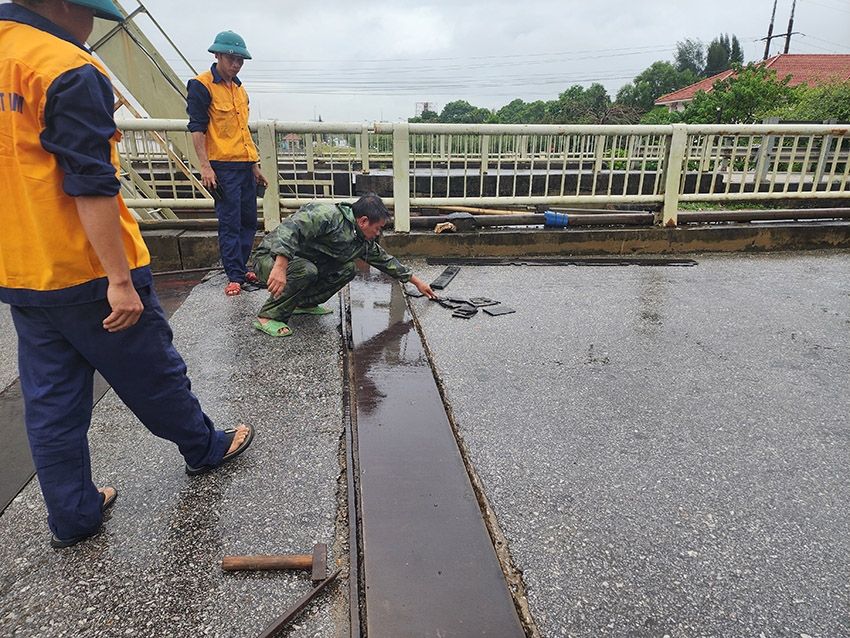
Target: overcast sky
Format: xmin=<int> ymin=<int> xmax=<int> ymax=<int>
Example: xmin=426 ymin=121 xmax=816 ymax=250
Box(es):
xmin=102 ymin=0 xmax=850 ymax=122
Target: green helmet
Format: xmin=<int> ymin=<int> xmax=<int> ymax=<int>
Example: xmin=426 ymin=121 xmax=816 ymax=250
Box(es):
xmin=65 ymin=0 xmax=125 ymax=21
xmin=208 ymin=31 xmax=252 ymax=60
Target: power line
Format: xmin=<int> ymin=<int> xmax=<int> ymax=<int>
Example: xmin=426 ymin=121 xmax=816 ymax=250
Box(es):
xmin=177 ymin=43 xmax=678 ymax=75
xmin=801 ymin=0 xmax=850 ymax=15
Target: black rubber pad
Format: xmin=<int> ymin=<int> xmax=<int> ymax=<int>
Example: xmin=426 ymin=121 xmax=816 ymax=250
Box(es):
xmin=467 ymin=297 xmax=499 ymax=307
xmin=435 ymin=297 xmax=468 ymax=309
xmin=483 ymin=305 xmax=516 ymax=316
xmin=430 ymin=265 xmax=460 ymax=290
xmin=452 ymin=305 xmax=478 ymax=319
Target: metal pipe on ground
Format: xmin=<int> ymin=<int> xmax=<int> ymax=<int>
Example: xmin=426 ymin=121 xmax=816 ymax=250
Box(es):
xmin=409 ymin=213 xmax=654 ymax=228
xmin=409 ymin=208 xmax=850 ymax=229
xmin=136 ymin=208 xmax=850 ymax=231
xmin=428 ymin=205 xmax=535 ymax=216
xmin=677 ymin=208 xmax=850 ymax=223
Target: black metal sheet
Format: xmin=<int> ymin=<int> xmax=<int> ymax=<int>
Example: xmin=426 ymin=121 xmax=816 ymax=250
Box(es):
xmin=349 ymin=268 xmax=524 ymax=637
xmin=427 ymin=257 xmax=698 ymax=267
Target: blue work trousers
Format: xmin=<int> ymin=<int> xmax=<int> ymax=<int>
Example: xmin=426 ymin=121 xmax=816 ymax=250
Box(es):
xmin=213 ymin=162 xmax=258 ymax=283
xmin=10 ymin=285 xmax=226 ymax=543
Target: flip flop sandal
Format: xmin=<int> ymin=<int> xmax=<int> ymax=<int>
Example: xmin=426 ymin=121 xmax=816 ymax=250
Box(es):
xmin=243 ymin=273 xmax=266 ymax=288
xmin=50 ymin=487 xmax=118 ymax=549
xmin=293 ymin=305 xmax=333 ymax=315
xmin=253 ymin=319 xmax=293 ymax=337
xmin=185 ymin=424 xmax=255 ymax=476
xmin=225 ymin=282 xmax=241 ymax=296
xmin=100 ymin=487 xmax=118 ymax=511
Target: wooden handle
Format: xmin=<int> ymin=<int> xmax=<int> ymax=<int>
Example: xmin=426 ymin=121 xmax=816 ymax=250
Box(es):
xmin=221 ymin=554 xmax=312 ymax=571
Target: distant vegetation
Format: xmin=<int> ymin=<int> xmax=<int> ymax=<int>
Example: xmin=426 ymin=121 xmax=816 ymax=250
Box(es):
xmin=409 ymin=33 xmax=849 ymax=125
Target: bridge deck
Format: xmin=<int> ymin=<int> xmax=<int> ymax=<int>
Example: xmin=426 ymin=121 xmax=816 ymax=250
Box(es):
xmin=1 ymin=250 xmax=848 ymax=637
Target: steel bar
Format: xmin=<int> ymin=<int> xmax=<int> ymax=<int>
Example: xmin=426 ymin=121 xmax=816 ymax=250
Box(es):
xmin=677 ymin=208 xmax=850 ymax=222
xmin=426 ymin=257 xmax=698 ymax=267
xmin=339 ymin=287 xmax=364 ymax=638
xmin=256 ymin=568 xmax=342 ymax=638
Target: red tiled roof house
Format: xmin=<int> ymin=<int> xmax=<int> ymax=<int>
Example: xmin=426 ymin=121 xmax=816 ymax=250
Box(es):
xmin=655 ymin=54 xmax=850 ymax=112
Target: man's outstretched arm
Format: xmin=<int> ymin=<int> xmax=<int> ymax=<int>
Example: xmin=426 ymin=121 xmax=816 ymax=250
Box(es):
xmin=408 ymin=275 xmax=437 ymax=299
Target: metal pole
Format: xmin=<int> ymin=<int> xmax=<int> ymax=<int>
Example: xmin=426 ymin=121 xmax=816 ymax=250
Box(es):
xmin=784 ymin=0 xmax=797 ymax=54
xmin=764 ymin=0 xmax=777 ymax=59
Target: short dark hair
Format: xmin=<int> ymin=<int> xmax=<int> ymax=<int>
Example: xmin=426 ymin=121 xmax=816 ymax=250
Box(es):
xmin=351 ymin=193 xmax=391 ymax=224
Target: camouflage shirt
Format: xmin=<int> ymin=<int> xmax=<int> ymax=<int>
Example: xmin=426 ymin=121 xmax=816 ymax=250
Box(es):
xmin=253 ymin=201 xmax=413 ymax=282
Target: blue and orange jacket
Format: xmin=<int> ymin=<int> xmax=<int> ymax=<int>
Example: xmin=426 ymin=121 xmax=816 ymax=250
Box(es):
xmin=186 ymin=65 xmax=259 ymax=163
xmin=0 ymin=4 xmax=151 ymax=307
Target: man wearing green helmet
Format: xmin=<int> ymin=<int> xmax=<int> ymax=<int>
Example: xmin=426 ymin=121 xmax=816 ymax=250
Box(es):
xmin=0 ymin=0 xmax=254 ymax=549
xmin=187 ymin=30 xmax=268 ymax=297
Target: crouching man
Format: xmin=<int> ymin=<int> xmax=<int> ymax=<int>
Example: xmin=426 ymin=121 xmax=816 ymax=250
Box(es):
xmin=251 ymin=194 xmax=436 ymax=337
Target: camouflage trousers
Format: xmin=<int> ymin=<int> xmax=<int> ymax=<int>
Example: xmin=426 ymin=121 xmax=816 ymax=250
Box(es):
xmin=251 ymin=255 xmax=355 ymax=323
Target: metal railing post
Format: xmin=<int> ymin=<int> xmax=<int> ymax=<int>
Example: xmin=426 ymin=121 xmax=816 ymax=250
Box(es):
xmin=257 ymin=120 xmax=281 ymax=231
xmin=360 ymin=125 xmax=371 ymax=175
xmin=755 ymin=117 xmax=779 ymax=185
xmin=392 ymin=123 xmax=411 ymax=233
xmin=305 ymin=133 xmax=315 ymax=172
xmin=659 ymin=124 xmax=686 ymax=226
xmin=814 ymin=120 xmax=837 ymax=186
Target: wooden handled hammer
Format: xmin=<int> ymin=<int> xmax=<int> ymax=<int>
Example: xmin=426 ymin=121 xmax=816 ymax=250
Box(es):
xmin=221 ymin=542 xmax=327 ymax=583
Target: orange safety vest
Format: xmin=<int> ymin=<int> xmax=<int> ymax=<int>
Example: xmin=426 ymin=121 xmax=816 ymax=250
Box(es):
xmin=192 ymin=70 xmax=259 ymax=163
xmin=0 ymin=18 xmax=149 ymax=302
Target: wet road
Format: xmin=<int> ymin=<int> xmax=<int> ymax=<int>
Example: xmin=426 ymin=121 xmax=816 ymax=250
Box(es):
xmin=0 ymin=251 xmax=848 ymax=637
xmin=406 ymin=251 xmax=850 ymax=637
xmin=0 ymin=272 xmax=349 ymax=637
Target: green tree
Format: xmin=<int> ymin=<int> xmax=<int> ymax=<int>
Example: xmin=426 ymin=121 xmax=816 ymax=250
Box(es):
xmin=492 ymin=98 xmax=524 ymax=123
xmin=682 ymin=62 xmax=799 ymax=124
xmin=547 ymin=83 xmax=614 ymax=124
xmin=730 ymin=36 xmax=744 ymax=66
xmin=582 ymin=83 xmax=612 ymax=121
xmin=491 ymin=98 xmax=549 ymax=124
xmin=439 ymin=100 xmax=492 ymax=124
xmin=771 ymin=80 xmax=850 ymax=122
xmin=616 ymin=61 xmax=699 ymax=114
xmin=521 ymin=100 xmax=548 ymax=124
xmin=640 ymin=105 xmax=683 ymax=125
xmin=408 ymin=109 xmax=440 ymax=123
xmin=704 ymin=33 xmax=744 ymax=77
xmin=675 ymin=38 xmax=705 ymax=77
xmin=675 ymin=34 xmax=744 ymax=78
xmin=547 ymin=85 xmax=584 ymax=123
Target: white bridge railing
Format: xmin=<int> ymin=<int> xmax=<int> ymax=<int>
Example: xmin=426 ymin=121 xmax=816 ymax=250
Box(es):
xmin=115 ymin=119 xmax=850 ymax=231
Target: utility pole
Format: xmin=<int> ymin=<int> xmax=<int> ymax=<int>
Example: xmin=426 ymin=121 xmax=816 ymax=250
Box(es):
xmin=763 ymin=0 xmax=778 ymax=60
xmin=784 ymin=0 xmax=797 ymax=54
